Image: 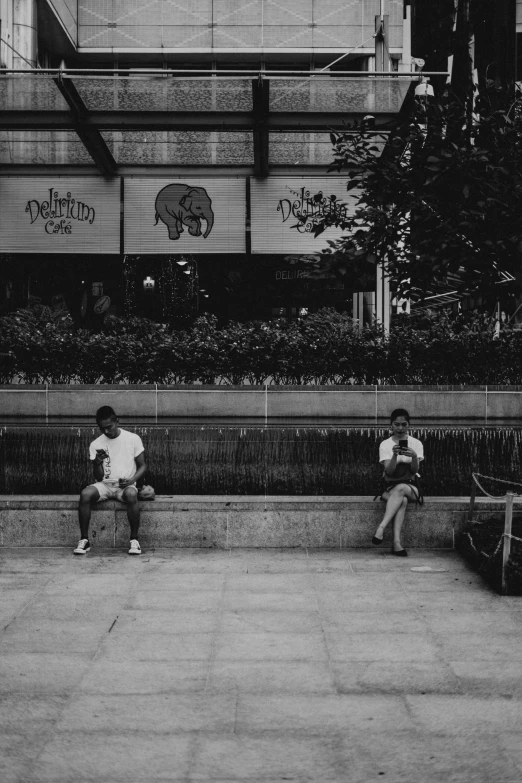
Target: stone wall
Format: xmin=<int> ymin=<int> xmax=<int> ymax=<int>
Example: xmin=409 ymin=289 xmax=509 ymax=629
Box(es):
xmin=0 ymin=494 xmax=489 ymax=549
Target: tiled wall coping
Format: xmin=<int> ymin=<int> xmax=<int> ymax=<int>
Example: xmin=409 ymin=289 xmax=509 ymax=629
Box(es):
xmin=1 ymin=384 xmax=521 ymax=420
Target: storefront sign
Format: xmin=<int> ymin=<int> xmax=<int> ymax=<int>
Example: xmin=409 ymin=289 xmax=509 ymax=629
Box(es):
xmin=275 ymin=269 xmax=308 ymax=281
xmin=0 ymin=177 xmax=120 ymax=253
xmin=251 ymin=177 xmax=359 ymax=254
xmin=277 ymin=188 xmax=348 ymax=235
xmin=124 ymin=178 xmax=246 ymax=254
xmin=25 ymin=187 xmax=96 ymax=234
xmin=93 ymin=296 xmax=111 ymax=314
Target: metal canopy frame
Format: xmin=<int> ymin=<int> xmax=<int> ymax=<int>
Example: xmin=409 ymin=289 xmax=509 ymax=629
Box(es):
xmin=53 ymin=73 xmax=117 ymax=177
xmin=0 ymin=68 xmax=447 ymax=176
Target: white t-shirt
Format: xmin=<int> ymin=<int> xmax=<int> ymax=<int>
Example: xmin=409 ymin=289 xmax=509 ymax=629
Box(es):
xmin=89 ymin=428 xmax=144 ymax=485
xmin=379 ymin=436 xmax=424 ymax=470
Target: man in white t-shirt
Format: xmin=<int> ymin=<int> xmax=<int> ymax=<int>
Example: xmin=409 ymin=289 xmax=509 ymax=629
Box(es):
xmin=74 ymin=406 xmax=147 ymax=556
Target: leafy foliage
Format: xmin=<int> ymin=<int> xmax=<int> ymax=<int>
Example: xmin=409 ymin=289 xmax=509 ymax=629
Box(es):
xmin=309 ymin=84 xmax=522 ymax=303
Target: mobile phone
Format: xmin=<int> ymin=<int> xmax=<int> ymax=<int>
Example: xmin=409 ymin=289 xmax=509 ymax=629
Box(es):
xmin=96 ymin=449 xmax=108 ymax=458
xmin=399 ymin=439 xmax=408 ymax=450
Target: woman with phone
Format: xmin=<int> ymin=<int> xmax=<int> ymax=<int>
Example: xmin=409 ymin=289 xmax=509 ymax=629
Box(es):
xmin=372 ymin=408 xmax=424 ymax=556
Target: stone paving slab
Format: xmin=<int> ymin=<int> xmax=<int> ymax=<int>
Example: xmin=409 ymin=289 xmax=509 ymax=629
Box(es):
xmin=0 ymin=546 xmax=521 ymax=783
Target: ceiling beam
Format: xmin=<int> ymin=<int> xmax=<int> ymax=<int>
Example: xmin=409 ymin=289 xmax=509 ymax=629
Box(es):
xmin=53 ymin=75 xmax=117 ymax=177
xmin=0 ymin=110 xmax=397 ymax=132
xmin=252 ymin=78 xmax=270 ymax=177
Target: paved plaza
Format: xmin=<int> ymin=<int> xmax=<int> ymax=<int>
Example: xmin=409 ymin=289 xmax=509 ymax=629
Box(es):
xmin=1 ymin=545 xmax=522 ymax=783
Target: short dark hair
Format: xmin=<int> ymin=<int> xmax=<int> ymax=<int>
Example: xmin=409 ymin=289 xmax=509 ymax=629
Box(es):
xmin=96 ymin=406 xmax=118 ymax=423
xmin=390 ymin=408 xmax=410 ymax=422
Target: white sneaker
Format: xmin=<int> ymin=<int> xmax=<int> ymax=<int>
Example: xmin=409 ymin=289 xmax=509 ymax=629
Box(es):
xmin=129 ymin=539 xmax=141 ymax=555
xmin=73 ymin=539 xmax=90 ymax=555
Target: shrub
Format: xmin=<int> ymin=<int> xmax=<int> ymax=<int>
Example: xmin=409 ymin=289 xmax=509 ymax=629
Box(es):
xmin=1 ymin=306 xmax=522 ymax=385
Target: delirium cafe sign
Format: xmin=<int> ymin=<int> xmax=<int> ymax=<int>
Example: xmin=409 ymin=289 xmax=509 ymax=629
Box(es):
xmin=0 ymin=177 xmax=120 ymax=253
xmin=25 ymin=187 xmax=96 ymax=234
xmin=277 ymin=186 xmax=348 ymax=235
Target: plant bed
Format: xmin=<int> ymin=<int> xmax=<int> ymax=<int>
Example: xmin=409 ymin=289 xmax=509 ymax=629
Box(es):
xmin=457 ymin=516 xmax=522 ymax=595
xmin=2 ymin=425 xmax=522 ymax=496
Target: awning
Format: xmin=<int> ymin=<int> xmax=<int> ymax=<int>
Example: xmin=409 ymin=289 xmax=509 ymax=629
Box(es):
xmin=0 ymin=69 xmax=415 ymax=176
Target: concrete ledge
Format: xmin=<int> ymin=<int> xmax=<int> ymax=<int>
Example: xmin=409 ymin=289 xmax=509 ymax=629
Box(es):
xmin=1 ymin=495 xmax=515 ymax=550
xmin=2 ymin=384 xmax=522 ymax=420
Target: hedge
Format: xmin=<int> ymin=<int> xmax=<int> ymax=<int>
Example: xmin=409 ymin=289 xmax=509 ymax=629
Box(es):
xmin=1 ymin=305 xmax=522 ymax=385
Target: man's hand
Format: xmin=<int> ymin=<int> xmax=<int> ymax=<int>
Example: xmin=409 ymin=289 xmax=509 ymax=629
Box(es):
xmin=118 ymin=477 xmax=134 ymax=489
xmin=95 ymin=449 xmax=108 ymax=463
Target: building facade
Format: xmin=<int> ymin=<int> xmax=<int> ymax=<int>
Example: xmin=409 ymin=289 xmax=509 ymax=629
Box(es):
xmin=0 ymin=0 xmax=415 ymax=325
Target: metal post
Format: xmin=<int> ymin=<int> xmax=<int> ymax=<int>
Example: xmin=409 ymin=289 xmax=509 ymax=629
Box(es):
xmin=375 ymin=260 xmax=390 ymax=332
xmin=502 ymin=492 xmax=514 ymax=594
xmin=468 ymin=477 xmax=477 ymax=521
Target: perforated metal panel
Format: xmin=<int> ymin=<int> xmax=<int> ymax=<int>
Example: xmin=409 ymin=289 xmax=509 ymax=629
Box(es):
xmin=250 ymin=177 xmax=360 ymax=254
xmin=0 ymin=177 xmax=121 ymax=253
xmin=77 ymin=0 xmax=404 ymax=50
xmin=124 ymin=177 xmax=246 ymax=254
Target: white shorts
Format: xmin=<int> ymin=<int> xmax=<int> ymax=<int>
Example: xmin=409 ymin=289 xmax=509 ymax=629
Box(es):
xmin=91 ymin=481 xmax=137 ymax=502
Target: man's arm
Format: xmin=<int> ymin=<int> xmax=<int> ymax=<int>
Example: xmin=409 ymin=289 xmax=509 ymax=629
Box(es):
xmin=91 ymin=450 xmax=106 ymax=481
xmin=119 ymin=451 xmax=147 ymax=488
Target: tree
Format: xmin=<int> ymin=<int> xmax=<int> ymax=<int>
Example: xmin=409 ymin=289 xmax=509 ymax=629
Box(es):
xmin=300 ymin=80 xmax=522 ymax=306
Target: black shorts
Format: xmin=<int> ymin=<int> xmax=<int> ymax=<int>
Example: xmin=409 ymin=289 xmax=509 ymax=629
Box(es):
xmin=374 ymin=478 xmax=424 ymax=506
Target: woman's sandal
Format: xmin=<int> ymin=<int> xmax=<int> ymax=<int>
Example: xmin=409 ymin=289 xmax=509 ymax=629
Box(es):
xmin=391 ymin=547 xmax=408 ymax=557
xmin=372 ymin=535 xmax=384 ymax=545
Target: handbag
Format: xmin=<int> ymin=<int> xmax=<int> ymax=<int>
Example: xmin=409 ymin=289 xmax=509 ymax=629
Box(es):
xmin=138 ymin=484 xmax=156 ymax=500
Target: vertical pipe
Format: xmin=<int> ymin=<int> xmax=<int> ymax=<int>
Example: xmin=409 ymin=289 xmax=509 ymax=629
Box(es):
xmin=400 ymin=1 xmax=412 ymax=72
xmin=13 ymin=0 xmax=37 ymax=69
xmin=12 ymin=0 xmax=38 ymax=169
xmin=502 ymin=492 xmax=514 ymax=594
xmin=375 ymin=15 xmax=384 ymax=73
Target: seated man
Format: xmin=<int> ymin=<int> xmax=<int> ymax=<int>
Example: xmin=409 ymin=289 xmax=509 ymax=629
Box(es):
xmin=74 ymin=406 xmax=146 ymax=556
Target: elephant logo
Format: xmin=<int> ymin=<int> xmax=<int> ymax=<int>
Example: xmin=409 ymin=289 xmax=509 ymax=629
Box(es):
xmin=154 ymin=184 xmax=214 ymax=241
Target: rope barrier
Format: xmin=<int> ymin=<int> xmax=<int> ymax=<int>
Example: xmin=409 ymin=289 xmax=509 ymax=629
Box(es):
xmin=472 ymin=472 xmax=522 ymax=488
xmin=471 ymin=472 xmax=522 ymax=500
xmin=465 ymin=473 xmax=522 ymax=594
xmin=503 ymin=533 xmax=522 ymax=543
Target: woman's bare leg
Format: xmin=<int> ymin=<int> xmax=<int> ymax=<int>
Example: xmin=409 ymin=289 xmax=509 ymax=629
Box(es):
xmin=373 ymin=484 xmax=418 ymax=543
xmin=392 ymin=497 xmax=408 ymax=551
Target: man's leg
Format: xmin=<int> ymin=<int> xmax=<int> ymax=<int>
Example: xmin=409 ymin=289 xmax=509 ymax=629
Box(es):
xmin=76 ymin=485 xmax=100 ymax=552
xmin=123 ymin=486 xmax=140 ymax=541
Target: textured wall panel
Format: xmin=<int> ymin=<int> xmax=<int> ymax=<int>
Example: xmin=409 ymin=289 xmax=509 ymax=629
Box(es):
xmin=313 ymin=26 xmax=364 ymax=48
xmin=269 ymin=133 xmax=311 ymax=165
xmin=214 ymin=0 xmax=262 ymax=25
xmin=264 ymin=0 xmax=312 ymax=25
xmin=216 ymin=132 xmax=253 ymax=164
xmin=161 ymin=26 xmax=213 ymax=47
xmin=0 ymin=131 xmax=93 ymax=165
xmin=125 ymin=177 xmax=246 ymax=254
xmin=250 ymin=177 xmax=360 ymax=254
xmin=0 ymin=177 xmax=121 ymax=253
xmin=213 ymin=27 xmax=262 ymax=47
xmin=78 ymin=0 xmax=404 ymax=50
xmin=313 ymin=0 xmax=362 ymax=27
xmin=261 ymin=26 xmax=313 ymax=47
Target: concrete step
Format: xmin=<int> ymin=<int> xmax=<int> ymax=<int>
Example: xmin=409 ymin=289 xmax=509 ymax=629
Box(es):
xmin=1 ymin=495 xmax=512 ymax=550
